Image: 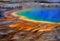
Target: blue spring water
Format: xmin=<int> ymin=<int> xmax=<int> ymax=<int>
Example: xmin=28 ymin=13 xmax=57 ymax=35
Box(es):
xmin=17 ymin=8 xmax=60 ymax=23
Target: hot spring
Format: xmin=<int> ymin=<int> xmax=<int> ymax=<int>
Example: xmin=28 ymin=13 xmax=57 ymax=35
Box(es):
xmin=16 ymin=8 xmax=60 ymax=23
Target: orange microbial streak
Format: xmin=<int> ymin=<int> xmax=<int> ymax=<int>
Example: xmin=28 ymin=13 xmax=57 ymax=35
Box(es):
xmin=5 ymin=19 xmax=60 ymax=39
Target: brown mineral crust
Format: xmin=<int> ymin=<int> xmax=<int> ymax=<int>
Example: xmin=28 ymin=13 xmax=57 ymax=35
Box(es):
xmin=10 ymin=26 xmax=60 ymax=41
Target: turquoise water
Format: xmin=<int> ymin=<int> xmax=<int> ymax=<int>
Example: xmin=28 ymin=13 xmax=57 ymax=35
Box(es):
xmin=17 ymin=8 xmax=60 ymax=23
